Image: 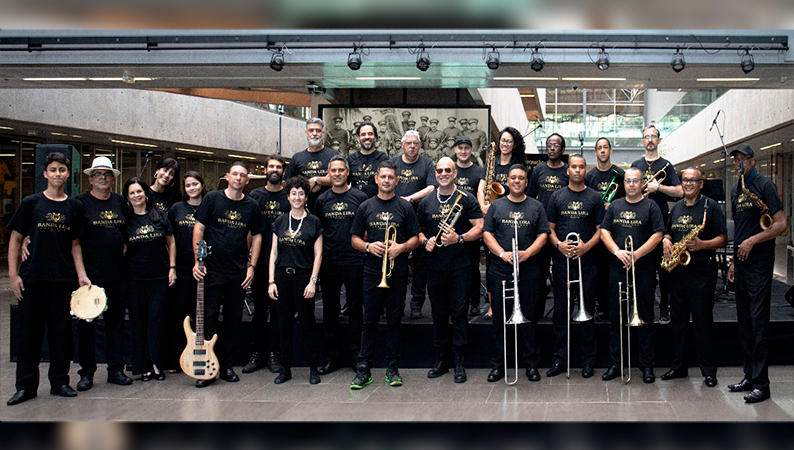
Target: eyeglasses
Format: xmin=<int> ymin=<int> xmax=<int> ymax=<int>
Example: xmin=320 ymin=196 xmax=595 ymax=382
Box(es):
xmin=435 ymin=167 xmax=454 ymax=174
xmin=643 ymin=135 xmax=659 ymax=140
xmin=91 ymin=172 xmax=114 ymax=179
xmin=682 ymin=178 xmax=702 ymax=184
xmin=500 ymin=138 xmax=514 ymax=145
xmin=625 ymin=178 xmax=642 ymax=184
xmin=546 ymin=143 xmax=561 ymax=149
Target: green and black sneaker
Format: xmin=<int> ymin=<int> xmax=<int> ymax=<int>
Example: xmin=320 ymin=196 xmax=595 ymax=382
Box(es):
xmin=385 ymin=366 xmax=403 ymax=387
xmin=350 ymin=369 xmax=372 ymax=390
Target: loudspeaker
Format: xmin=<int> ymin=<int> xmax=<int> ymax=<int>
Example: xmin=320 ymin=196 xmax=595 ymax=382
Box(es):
xmin=34 ymin=144 xmax=81 ymax=195
xmin=702 ymin=178 xmax=725 ymax=201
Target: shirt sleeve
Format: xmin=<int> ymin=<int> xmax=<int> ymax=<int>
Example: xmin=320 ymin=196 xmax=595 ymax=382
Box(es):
xmin=7 ymin=196 xmax=33 ymax=235
xmin=416 ymin=197 xmax=430 ymax=230
xmin=546 ymin=192 xmax=559 ymax=225
xmin=483 ymin=202 xmax=496 ymax=234
xmin=403 ymin=202 xmax=421 ymax=238
xmin=350 ymin=202 xmax=367 ymax=238
xmin=160 ymin=209 xmax=174 ymax=236
xmin=194 ymin=192 xmax=212 ymax=226
xmin=526 ymin=169 xmax=538 ymax=198
xmin=466 ymin=194 xmax=483 ymax=219
xmin=425 ymin=159 xmax=437 ymax=187
xmin=649 ymin=201 xmax=665 ymax=233
xmin=70 ymin=198 xmax=84 ymax=240
xmin=535 ymin=202 xmax=551 ymax=235
xmin=601 ymin=203 xmax=614 ymax=232
xmin=762 ymin=178 xmax=784 ymax=216
xmin=709 ymin=199 xmax=728 ymax=236
xmin=249 ymin=203 xmax=266 ymax=236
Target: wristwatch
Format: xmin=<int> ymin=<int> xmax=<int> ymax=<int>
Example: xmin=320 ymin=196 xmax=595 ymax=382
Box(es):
xmin=423 ymin=238 xmax=429 ymax=247
xmin=366 ymin=243 xmax=371 ymax=253
xmin=310 ymin=275 xmax=319 ymax=283
xmin=458 ymin=235 xmax=464 ymax=245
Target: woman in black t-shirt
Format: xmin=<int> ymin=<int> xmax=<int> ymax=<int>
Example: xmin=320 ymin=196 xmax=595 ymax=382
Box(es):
xmin=165 ymin=171 xmax=207 ymax=373
xmin=123 ymin=177 xmax=176 ymax=382
xmin=148 ymin=158 xmax=181 ymax=213
xmin=267 ymin=176 xmax=323 ymax=385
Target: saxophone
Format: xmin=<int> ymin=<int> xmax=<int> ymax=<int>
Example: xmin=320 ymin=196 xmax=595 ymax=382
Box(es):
xmin=483 ymin=142 xmax=505 ymax=206
xmin=660 ymin=206 xmax=707 ymax=272
xmin=739 ymin=168 xmax=788 ymax=236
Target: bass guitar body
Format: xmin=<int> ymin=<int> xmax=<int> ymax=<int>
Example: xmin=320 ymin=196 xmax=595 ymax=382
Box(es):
xmin=179 ymin=316 xmax=219 ymax=380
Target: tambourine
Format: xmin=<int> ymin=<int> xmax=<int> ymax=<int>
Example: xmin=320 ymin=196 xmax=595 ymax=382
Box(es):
xmin=70 ymin=285 xmax=108 ymax=322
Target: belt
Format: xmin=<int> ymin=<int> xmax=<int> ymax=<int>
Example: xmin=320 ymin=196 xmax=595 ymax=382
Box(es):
xmin=281 ymin=267 xmax=309 ymax=275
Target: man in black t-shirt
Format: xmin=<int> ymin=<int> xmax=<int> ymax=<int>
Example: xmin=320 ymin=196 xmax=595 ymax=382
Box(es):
xmin=418 ymin=157 xmax=483 ymax=383
xmin=660 ymin=167 xmax=727 ymax=388
xmin=389 ymin=130 xmax=437 ymax=319
xmin=7 ymin=152 xmax=87 ymax=406
xmin=727 ymin=144 xmax=787 ymax=403
xmin=483 ymin=164 xmax=550 ymax=383
xmin=631 ymin=125 xmax=683 ymax=325
xmin=585 ymin=137 xmax=625 ymax=322
xmin=347 ymin=121 xmax=389 ymax=198
xmin=243 ymin=155 xmax=290 ymax=375
xmin=315 ymin=155 xmax=369 ymax=375
xmin=349 ymin=160 xmax=420 ymax=389
xmin=73 ymin=157 xmax=132 ymax=391
xmin=454 ymin=136 xmax=487 ymax=316
xmin=286 ymin=117 xmax=341 ymax=213
xmin=546 ymin=154 xmax=604 ymax=379
xmin=600 ymin=167 xmax=664 ymax=384
xmin=192 ymin=161 xmax=265 ymax=388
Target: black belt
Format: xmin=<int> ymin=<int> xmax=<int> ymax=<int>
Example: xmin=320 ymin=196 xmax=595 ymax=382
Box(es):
xmin=281 ymin=267 xmax=309 ymax=275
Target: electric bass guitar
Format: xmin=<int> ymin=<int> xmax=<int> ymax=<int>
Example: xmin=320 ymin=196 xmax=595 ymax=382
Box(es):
xmin=179 ymin=240 xmax=219 ymax=380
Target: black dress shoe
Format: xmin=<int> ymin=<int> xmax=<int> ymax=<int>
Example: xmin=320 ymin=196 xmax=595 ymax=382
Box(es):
xmin=242 ymin=351 xmax=263 ymax=374
xmin=546 ymin=361 xmax=565 ymax=377
xmin=427 ymin=359 xmax=449 ymax=379
xmin=195 ymin=378 xmax=215 ymax=388
xmin=76 ymin=375 xmax=93 ymax=391
xmin=744 ymin=387 xmax=771 ymax=403
xmin=268 ymin=352 xmax=283 ymax=374
xmin=728 ymin=378 xmax=753 ymax=392
xmin=309 ymin=368 xmax=321 ymax=385
xmin=642 ymin=368 xmax=656 ymax=384
xmin=140 ymin=372 xmax=153 ymax=382
xmin=220 ymin=368 xmax=240 ymax=382
xmin=107 ymin=370 xmax=133 ymax=386
xmin=486 ymin=367 xmax=503 ymax=382
xmin=50 ymin=385 xmax=78 ymax=398
xmin=582 ymin=365 xmax=594 ymax=379
xmin=7 ymin=389 xmax=36 ymax=406
xmin=274 ymin=368 xmax=292 ymax=384
xmin=660 ymin=369 xmax=688 ymax=380
xmin=155 ymin=371 xmax=166 ymax=381
xmin=602 ymin=366 xmax=619 ymax=381
xmin=705 ymin=376 xmax=718 ymax=387
xmin=527 ymin=368 xmax=540 ymax=382
xmin=317 ymin=361 xmax=338 ymax=375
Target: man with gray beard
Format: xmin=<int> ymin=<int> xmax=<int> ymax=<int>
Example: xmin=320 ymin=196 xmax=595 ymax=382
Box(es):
xmin=286 ymin=117 xmax=341 ymax=213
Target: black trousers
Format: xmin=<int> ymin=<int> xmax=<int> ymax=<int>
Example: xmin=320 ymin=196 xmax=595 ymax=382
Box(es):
xmin=426 ymin=267 xmax=469 ymax=359
xmin=15 ymin=282 xmax=75 ymax=392
xmin=466 ymin=241 xmax=483 ymax=309
xmin=536 ymin=246 xmax=553 ymax=319
xmin=608 ymin=264 xmax=656 ymax=369
xmin=319 ymin=262 xmax=364 ymax=365
xmin=593 ymin=244 xmax=611 ymax=318
xmin=657 ymin=263 xmax=670 ymax=313
xmin=204 ymin=270 xmax=246 ymax=372
xmin=488 ymin=272 xmax=540 ymax=370
xmin=735 ymin=255 xmax=774 ymax=389
xmin=275 ymin=268 xmax=320 ymax=368
xmin=127 ymin=278 xmax=168 ymax=375
xmin=669 ymin=266 xmax=717 ymax=377
xmin=551 ymin=255 xmax=597 ymax=366
xmin=409 ymin=247 xmax=427 ymax=310
xmin=249 ymin=265 xmax=280 ymax=358
xmin=357 ymin=271 xmax=408 ymax=369
xmin=78 ymin=280 xmax=126 ymax=376
xmin=165 ymin=268 xmax=197 ymax=371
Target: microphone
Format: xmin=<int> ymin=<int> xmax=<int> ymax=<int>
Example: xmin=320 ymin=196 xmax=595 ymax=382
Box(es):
xmin=709 ymin=110 xmax=721 ymax=131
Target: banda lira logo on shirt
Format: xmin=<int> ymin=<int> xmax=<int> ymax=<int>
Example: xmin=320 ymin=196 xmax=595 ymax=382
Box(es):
xmin=567 ymin=201 xmax=583 ymax=211
xmin=439 ymin=204 xmax=452 ymax=215
xmin=46 ymin=212 xmax=66 ymax=223
xmin=136 ymin=224 xmax=155 ymax=235
xmin=597 ymin=181 xmax=608 ymax=193
xmin=308 ymin=161 xmax=323 ymax=170
xmin=508 ymin=211 xmax=525 ymax=220
xmin=266 ymin=201 xmax=280 ymax=210
xmin=679 ymin=215 xmax=692 ymax=225
xmin=99 ymin=210 xmax=118 ymax=220
xmin=545 ymin=175 xmax=560 ymax=185
xmin=401 ymin=169 xmax=413 ymax=178
xmin=619 ymin=211 xmax=637 ymax=220
xmin=226 ymin=210 xmax=242 ymax=221
xmin=456 ymin=177 xmax=469 ymax=186
xmin=332 ymin=202 xmax=348 ymax=212
xmin=377 ymin=212 xmax=394 ymax=222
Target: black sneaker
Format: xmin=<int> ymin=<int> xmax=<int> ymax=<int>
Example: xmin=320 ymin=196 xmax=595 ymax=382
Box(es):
xmin=242 ymin=351 xmax=263 ymax=374
xmin=385 ymin=366 xmax=403 ymax=386
xmin=350 ymin=369 xmax=372 ymax=389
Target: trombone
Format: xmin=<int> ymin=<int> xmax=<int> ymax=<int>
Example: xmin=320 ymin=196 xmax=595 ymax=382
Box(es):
xmin=503 ymin=217 xmax=529 ymax=385
xmin=618 ymin=235 xmax=645 ymax=383
xmin=435 ymin=190 xmax=465 ymax=247
xmin=565 ymin=232 xmax=592 ymax=379
xmin=377 ymin=219 xmax=398 ymax=289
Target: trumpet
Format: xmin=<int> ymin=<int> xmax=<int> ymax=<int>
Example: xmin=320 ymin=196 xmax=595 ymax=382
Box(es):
xmin=618 ymin=235 xmax=645 ymax=384
xmin=435 ymin=190 xmax=465 ymax=247
xmin=565 ymin=232 xmax=592 ymax=379
xmin=377 ymin=219 xmax=398 ymax=289
xmin=602 ymin=171 xmax=619 ymax=203
xmin=503 ymin=216 xmax=529 ymax=385
xmin=483 ymin=142 xmax=506 ymax=205
xmin=641 ymin=162 xmax=669 ymax=198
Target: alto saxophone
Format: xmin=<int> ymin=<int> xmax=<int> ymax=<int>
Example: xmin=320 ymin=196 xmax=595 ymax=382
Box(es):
xmin=660 ymin=206 xmax=707 ymax=272
xmin=483 ymin=142 xmax=505 ymax=206
xmin=739 ymin=167 xmax=788 ymax=236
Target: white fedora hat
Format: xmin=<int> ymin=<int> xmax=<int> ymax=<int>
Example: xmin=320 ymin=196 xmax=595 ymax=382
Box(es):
xmin=84 ymin=156 xmax=120 ymax=177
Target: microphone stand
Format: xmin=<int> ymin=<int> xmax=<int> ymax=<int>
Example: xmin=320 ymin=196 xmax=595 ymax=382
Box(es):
xmin=711 ymin=113 xmax=733 ymax=300
xmin=139 ymin=151 xmax=154 ymax=179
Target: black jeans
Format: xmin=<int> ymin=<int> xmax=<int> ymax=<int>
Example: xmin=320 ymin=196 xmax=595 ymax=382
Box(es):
xmin=735 ymin=255 xmax=774 ymax=389
xmin=358 ymin=271 xmax=408 ymax=369
xmin=15 ymin=282 xmax=75 ymax=392
xmin=127 ymin=278 xmax=168 ymax=375
xmin=275 ymin=267 xmax=320 ymax=368
xmin=77 ymin=279 xmax=127 ymax=376
xmin=248 ymin=264 xmax=280 ymax=358
xmin=551 ymin=255 xmax=597 ymax=367
xmin=165 ymin=269 xmax=196 ymax=371
xmin=466 ymin=241 xmax=483 ymax=309
xmin=593 ymin=244 xmax=611 ymax=318
xmin=319 ymin=262 xmax=364 ymax=365
xmin=426 ymin=267 xmax=469 ymax=359
xmin=204 ymin=270 xmax=246 ymax=372
xmin=669 ymin=266 xmax=717 ymax=377
xmin=488 ymin=272 xmax=540 ymax=370
xmin=608 ymin=264 xmax=656 ymax=369
xmin=409 ymin=247 xmax=427 ymax=311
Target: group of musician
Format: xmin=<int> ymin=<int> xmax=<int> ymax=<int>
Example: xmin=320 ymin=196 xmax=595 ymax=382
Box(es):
xmin=7 ymin=119 xmax=786 ymax=406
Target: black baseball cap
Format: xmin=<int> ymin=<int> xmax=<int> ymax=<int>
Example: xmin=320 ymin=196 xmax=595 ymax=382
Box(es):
xmin=454 ymin=136 xmax=473 ymax=147
xmin=730 ymin=144 xmax=754 ymax=158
